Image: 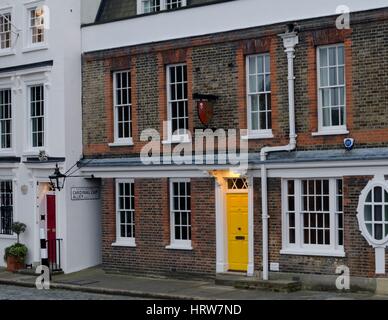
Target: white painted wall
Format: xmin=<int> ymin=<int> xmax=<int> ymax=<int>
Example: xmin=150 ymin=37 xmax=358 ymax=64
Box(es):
xmin=0 ymin=0 xmax=101 ymax=273
xmin=82 ymin=0 xmax=388 ymax=53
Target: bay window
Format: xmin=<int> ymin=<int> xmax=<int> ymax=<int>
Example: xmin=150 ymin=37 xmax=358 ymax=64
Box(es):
xmin=282 ymin=178 xmax=344 ymax=256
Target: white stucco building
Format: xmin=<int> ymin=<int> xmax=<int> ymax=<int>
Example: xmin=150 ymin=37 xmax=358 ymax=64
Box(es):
xmin=0 ymin=0 xmax=101 ymax=273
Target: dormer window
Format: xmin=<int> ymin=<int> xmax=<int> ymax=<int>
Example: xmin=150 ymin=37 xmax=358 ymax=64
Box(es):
xmin=140 ymin=0 xmax=186 ymax=14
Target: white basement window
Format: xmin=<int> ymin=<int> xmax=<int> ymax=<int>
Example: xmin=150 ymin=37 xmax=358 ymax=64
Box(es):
xmin=281 ymin=178 xmax=344 ymax=257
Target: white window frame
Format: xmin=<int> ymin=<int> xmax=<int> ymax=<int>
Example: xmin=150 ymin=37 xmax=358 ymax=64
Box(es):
xmin=166 ymin=178 xmax=192 ymax=250
xmin=245 ymin=53 xmax=273 ymax=139
xmin=164 ymin=63 xmax=190 ymax=144
xmin=138 ymin=0 xmax=187 ymax=14
xmin=281 ymin=178 xmax=345 ymax=257
xmin=110 ymin=70 xmax=133 ymax=147
xmin=0 ymin=180 xmax=13 ymax=236
xmin=314 ymin=43 xmax=348 ymax=136
xmin=23 ymin=1 xmax=48 ymax=52
xmin=28 ymin=83 xmax=45 ymax=150
xmin=0 ymin=9 xmax=12 ymax=53
xmin=113 ymin=179 xmax=136 ymax=247
xmin=0 ymin=88 xmax=12 ymax=151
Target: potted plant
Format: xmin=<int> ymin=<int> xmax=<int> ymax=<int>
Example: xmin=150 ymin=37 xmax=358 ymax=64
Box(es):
xmin=4 ymin=222 xmax=28 ymax=272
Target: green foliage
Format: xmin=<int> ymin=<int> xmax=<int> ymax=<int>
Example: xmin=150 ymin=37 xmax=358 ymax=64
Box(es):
xmin=4 ymin=243 xmax=28 ymax=263
xmin=12 ymin=222 xmax=27 ymax=244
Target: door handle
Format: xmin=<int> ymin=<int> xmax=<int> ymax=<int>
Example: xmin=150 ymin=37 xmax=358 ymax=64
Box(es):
xmin=235 ymin=236 xmax=245 ymax=240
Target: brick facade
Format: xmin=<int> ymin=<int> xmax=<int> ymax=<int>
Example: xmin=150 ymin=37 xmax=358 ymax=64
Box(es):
xmin=101 ymin=178 xmax=216 ymax=277
xmin=83 ymin=8 xmax=388 ymax=279
xmin=83 ymin=9 xmax=388 ymax=159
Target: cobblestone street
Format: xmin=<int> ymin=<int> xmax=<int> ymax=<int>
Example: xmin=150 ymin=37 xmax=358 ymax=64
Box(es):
xmin=0 ymin=285 xmax=141 ymax=300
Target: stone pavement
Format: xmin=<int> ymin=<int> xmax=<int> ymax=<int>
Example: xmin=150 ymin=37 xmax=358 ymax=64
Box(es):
xmin=0 ymin=267 xmax=387 ymax=300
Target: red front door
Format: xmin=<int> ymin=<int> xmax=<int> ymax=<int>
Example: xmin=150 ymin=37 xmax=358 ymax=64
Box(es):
xmin=46 ymin=194 xmax=56 ymax=264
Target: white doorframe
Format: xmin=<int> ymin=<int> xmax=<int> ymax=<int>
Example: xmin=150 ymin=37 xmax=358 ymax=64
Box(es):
xmin=215 ymin=174 xmax=254 ymax=276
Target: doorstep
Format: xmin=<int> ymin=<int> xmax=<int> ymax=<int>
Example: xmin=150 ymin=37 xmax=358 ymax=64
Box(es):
xmin=215 ymin=273 xmax=302 ymax=293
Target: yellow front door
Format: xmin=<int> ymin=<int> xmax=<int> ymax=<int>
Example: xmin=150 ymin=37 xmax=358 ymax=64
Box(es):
xmin=227 ymin=193 xmax=248 ymax=272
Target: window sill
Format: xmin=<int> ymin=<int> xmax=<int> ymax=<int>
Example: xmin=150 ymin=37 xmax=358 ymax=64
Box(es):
xmin=312 ymin=129 xmax=349 ymax=137
xmin=22 ymin=149 xmax=46 ymax=157
xmin=0 ymin=234 xmax=17 ymax=240
xmin=112 ymin=240 xmax=136 ymax=247
xmin=22 ymin=44 xmax=49 ymax=54
xmin=280 ymin=248 xmax=345 ymax=258
xmin=162 ymin=135 xmax=191 ymax=145
xmin=165 ymin=244 xmax=193 ymax=251
xmin=0 ymin=150 xmax=16 ymax=157
xmin=108 ymin=139 xmax=134 ymax=147
xmin=0 ymin=49 xmax=15 ymax=57
xmin=241 ymin=131 xmax=274 ymax=140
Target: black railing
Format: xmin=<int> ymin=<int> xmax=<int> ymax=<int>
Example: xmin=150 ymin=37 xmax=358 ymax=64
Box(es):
xmin=0 ymin=206 xmax=12 ymax=235
xmin=46 ymin=238 xmax=63 ymax=272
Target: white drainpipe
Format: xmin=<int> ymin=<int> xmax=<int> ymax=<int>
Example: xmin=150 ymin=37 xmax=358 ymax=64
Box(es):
xmin=260 ymin=30 xmax=299 ymax=281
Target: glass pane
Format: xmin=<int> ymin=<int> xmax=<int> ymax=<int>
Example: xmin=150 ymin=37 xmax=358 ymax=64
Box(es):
xmin=329 ymin=67 xmax=337 ymax=86
xmin=365 ymin=205 xmax=372 ymax=221
xmin=289 ymin=229 xmax=295 ymax=244
xmin=288 ymin=197 xmax=295 ymax=211
xmin=338 ymin=66 xmax=345 ymax=85
xmin=323 ymin=108 xmax=330 ymax=127
xmin=374 ymin=187 xmax=383 ymax=202
xmin=366 ymin=223 xmax=372 ymax=236
xmin=329 ymin=47 xmax=337 ymax=66
xmin=366 ymin=190 xmax=372 ymax=203
xmin=288 ymin=180 xmax=294 ymax=195
xmin=338 ymin=46 xmax=344 ymax=65
xmin=319 ymin=48 xmax=328 ymax=67
xmin=265 ymin=55 xmax=270 ymax=73
xmin=250 ymin=95 xmax=259 ymax=112
xmin=257 ymin=56 xmax=264 ymax=73
xmin=249 ymin=75 xmax=256 ymax=93
xmin=375 ymin=224 xmax=383 ymax=240
xmin=320 ymin=68 xmax=328 ymax=86
xmin=375 ymin=205 xmax=383 ymax=222
xmin=289 ymin=213 xmax=295 ymax=228
xmin=248 ymin=56 xmax=256 ymax=74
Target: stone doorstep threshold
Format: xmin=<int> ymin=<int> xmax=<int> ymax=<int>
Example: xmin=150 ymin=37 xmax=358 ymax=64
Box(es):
xmin=0 ymin=277 xmax=205 ymax=300
xmin=215 ymin=274 xmax=302 ymax=293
